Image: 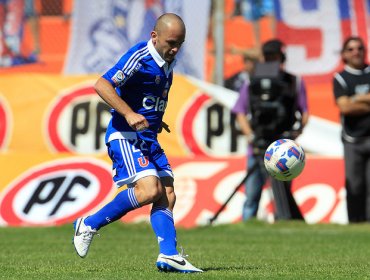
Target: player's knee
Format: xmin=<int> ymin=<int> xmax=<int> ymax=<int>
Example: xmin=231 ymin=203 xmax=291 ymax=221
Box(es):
xmin=135 ymin=177 xmax=163 ymax=204
xmin=148 ymin=185 xmax=163 ymax=202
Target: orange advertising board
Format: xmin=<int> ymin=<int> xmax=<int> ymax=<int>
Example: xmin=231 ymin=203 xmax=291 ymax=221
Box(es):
xmin=0 ymin=74 xmax=346 ymax=227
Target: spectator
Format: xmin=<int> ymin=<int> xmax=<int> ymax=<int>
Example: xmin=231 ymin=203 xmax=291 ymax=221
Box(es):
xmin=0 ymin=0 xmax=22 ymax=66
xmin=231 ymin=0 xmax=276 ymax=58
xmin=332 ymin=36 xmax=370 ymax=223
xmin=224 ymin=54 xmax=258 ymax=92
xmin=24 ymin=0 xmax=41 ymax=59
xmin=0 ymin=0 xmax=37 ymax=66
xmin=232 ymin=39 xmax=308 ymax=221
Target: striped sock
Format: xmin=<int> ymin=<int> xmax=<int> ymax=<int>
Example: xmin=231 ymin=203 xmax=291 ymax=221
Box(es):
xmin=85 ymin=188 xmax=139 ymax=230
xmin=150 ymin=206 xmax=178 ymax=256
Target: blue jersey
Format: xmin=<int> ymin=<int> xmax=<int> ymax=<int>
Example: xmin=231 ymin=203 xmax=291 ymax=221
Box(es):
xmin=102 ymin=40 xmax=175 ymax=143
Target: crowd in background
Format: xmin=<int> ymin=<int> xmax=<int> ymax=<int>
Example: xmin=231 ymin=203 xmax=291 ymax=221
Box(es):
xmin=0 ymin=0 xmax=70 ymax=67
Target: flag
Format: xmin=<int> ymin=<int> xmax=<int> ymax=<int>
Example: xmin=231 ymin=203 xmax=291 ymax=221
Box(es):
xmin=63 ymin=0 xmax=211 ymax=80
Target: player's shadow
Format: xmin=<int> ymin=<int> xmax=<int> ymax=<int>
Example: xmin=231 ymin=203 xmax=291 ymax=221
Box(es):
xmin=201 ymin=265 xmax=259 ymax=272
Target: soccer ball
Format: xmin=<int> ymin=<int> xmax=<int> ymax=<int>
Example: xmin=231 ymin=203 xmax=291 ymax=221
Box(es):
xmin=264 ymin=139 xmax=305 ymax=181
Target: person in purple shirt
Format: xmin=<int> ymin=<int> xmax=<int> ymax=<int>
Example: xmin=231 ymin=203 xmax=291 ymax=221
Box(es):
xmin=232 ymin=39 xmax=309 ymax=221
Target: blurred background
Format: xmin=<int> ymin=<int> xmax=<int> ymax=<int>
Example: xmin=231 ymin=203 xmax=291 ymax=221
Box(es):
xmin=0 ymin=0 xmax=369 ymax=227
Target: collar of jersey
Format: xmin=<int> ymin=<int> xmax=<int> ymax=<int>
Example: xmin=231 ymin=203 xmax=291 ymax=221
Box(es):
xmin=147 ymin=39 xmax=176 ymax=76
xmin=344 ymin=64 xmax=369 ymax=75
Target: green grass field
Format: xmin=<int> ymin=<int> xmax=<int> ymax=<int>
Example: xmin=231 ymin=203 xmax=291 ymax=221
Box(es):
xmin=1 ymin=220 xmax=370 ymax=279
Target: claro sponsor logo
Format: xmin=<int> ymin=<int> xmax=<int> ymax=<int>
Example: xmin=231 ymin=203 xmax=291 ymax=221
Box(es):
xmin=46 ymin=84 xmax=111 ymax=154
xmin=0 ymin=96 xmax=11 ymax=150
xmin=0 ymin=158 xmax=114 ymax=226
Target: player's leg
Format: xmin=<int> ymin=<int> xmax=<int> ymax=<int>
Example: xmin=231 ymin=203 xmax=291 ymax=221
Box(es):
xmin=150 ymin=177 xmax=177 ymax=256
xmin=152 ymin=179 xmax=202 ymax=273
xmin=83 ymin=176 xmax=161 ymax=231
xmin=149 ymin=147 xmax=202 ymax=273
xmin=73 ymin=139 xmax=161 ymax=258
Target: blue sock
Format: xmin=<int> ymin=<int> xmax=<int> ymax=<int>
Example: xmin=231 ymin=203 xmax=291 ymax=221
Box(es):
xmin=150 ymin=206 xmax=178 ymax=256
xmin=85 ymin=188 xmax=140 ymax=230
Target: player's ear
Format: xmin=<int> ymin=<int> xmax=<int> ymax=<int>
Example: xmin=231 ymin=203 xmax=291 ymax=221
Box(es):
xmin=151 ymin=31 xmax=158 ymax=45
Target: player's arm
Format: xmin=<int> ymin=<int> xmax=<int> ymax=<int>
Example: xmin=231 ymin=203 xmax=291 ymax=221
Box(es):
xmin=94 ymin=77 xmax=149 ymax=131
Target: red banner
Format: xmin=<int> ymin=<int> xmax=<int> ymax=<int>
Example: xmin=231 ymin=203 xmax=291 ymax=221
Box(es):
xmin=0 ymin=155 xmax=346 ymax=228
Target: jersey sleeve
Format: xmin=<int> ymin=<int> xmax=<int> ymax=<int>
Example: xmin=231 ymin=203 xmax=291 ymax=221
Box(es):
xmin=102 ymin=42 xmax=146 ymax=88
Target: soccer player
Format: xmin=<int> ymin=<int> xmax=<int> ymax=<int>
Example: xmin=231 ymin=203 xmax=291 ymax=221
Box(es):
xmin=72 ymin=13 xmax=202 ymax=273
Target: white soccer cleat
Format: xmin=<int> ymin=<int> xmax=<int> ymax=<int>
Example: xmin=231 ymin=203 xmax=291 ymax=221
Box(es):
xmin=73 ymin=217 xmax=99 ymax=258
xmin=156 ymin=252 xmax=203 ymax=273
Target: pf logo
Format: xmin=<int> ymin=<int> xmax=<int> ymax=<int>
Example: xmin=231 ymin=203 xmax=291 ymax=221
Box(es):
xmin=0 ymin=96 xmax=11 ymax=150
xmin=0 ymin=158 xmax=114 ymax=226
xmin=181 ymin=93 xmax=245 ymax=157
xmin=46 ymin=84 xmax=111 ymax=154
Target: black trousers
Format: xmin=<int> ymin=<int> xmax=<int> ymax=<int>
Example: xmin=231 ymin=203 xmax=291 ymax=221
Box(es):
xmin=343 ymin=138 xmax=370 ymax=222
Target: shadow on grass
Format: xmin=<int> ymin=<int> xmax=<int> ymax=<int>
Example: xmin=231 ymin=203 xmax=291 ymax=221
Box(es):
xmin=202 ymin=265 xmax=259 ymax=272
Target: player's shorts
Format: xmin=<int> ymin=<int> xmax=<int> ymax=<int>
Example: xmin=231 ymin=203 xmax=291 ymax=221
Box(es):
xmin=107 ymin=139 xmax=173 ymax=188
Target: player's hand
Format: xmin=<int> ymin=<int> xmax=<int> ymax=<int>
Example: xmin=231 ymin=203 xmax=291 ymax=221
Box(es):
xmin=158 ymin=121 xmax=171 ymax=133
xmin=135 ymin=122 xmax=148 ymax=131
xmin=126 ymin=112 xmax=149 ymax=131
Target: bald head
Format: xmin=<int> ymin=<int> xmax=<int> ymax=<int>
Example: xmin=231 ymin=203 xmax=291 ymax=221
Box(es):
xmin=151 ymin=13 xmax=186 ymax=63
xmin=154 ymin=13 xmax=186 ymax=36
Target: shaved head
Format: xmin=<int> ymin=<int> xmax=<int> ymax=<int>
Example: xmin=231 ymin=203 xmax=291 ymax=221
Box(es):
xmin=151 ymin=13 xmax=186 ymax=63
xmin=154 ymin=13 xmax=186 ymax=35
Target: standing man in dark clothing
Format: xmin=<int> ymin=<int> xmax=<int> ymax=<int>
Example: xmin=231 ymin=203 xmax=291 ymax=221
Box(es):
xmin=333 ymin=36 xmax=370 ymax=222
xmin=232 ymin=39 xmax=309 ymax=221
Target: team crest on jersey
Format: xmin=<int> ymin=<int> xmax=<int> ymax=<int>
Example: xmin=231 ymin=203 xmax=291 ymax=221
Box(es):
xmin=138 ymin=156 xmax=149 ymax=167
xmin=112 ymin=70 xmax=125 ymax=86
xmin=155 ymin=75 xmax=161 ymax=84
